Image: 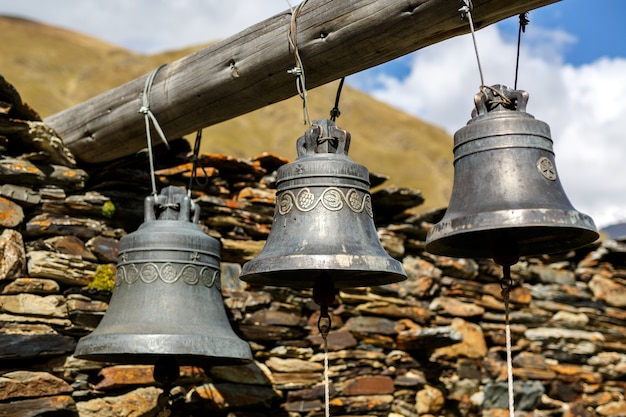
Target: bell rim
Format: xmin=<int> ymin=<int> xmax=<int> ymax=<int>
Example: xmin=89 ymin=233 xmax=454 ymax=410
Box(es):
xmin=240 ymin=254 xmax=407 ymax=289
xmin=425 ymin=208 xmax=599 ymax=258
xmin=74 ymin=333 xmax=253 ymax=366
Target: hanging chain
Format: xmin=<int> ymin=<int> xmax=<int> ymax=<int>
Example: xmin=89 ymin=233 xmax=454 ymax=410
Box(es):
xmin=500 ymin=264 xmax=515 ymax=417
xmin=287 ymin=0 xmax=311 ymax=125
xmin=459 ymin=0 xmax=485 ymax=88
xmin=140 ymin=64 xmax=170 ymax=196
xmin=329 ymin=77 xmax=345 ymax=122
xmin=514 ymin=12 xmax=530 ymax=90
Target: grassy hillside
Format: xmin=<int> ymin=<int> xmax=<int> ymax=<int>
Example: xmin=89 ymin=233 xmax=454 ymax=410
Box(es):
xmin=0 ymin=15 xmax=453 ymax=212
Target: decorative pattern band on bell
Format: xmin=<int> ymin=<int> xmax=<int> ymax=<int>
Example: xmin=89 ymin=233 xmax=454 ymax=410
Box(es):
xmin=240 ymin=119 xmax=406 ymax=289
xmin=425 ymin=85 xmax=598 ymax=259
xmin=75 ymin=186 xmax=252 ymax=367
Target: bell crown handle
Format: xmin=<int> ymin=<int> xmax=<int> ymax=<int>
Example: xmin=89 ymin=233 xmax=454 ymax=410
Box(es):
xmin=143 ymin=186 xmax=200 ymax=224
xmin=296 ymin=119 xmax=351 ymax=157
xmin=473 ymin=84 xmax=530 ymax=116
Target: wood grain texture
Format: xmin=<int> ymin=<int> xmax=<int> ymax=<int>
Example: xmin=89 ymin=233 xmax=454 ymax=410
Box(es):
xmin=45 ymin=0 xmax=558 ymax=164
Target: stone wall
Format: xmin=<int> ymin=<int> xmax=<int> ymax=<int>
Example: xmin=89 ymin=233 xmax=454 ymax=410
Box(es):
xmin=1 ymin=78 xmax=626 ymax=417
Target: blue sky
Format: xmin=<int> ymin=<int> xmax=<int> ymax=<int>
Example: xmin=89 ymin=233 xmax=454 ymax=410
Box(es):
xmin=513 ymin=0 xmax=623 ymax=66
xmin=355 ymin=0 xmax=625 ymax=88
xmin=1 ymin=0 xmax=625 ymax=228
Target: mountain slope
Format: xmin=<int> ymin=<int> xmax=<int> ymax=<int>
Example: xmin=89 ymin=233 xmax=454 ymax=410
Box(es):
xmin=0 ymin=15 xmax=453 ymax=212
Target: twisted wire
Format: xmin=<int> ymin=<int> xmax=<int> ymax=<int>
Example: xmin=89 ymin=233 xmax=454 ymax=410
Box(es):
xmin=140 ymin=64 xmax=170 ymax=196
xmin=187 ymin=129 xmax=209 ymax=195
xmin=330 ymin=77 xmax=345 ymax=121
xmin=459 ymin=0 xmax=485 ymax=88
xmin=287 ymin=0 xmax=311 ymax=125
xmin=514 ymin=12 xmax=530 ymax=89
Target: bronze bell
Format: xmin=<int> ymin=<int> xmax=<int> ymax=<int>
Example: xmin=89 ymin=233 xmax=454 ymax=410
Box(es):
xmin=240 ymin=119 xmax=406 ymax=289
xmin=426 ymin=85 xmax=598 ymax=260
xmin=75 ymin=186 xmax=252 ymax=370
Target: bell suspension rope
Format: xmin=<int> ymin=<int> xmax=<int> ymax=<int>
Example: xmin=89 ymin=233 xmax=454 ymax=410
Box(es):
xmin=313 ymin=275 xmax=336 ymax=417
xmin=514 ymin=12 xmax=530 ymax=90
xmin=140 ymin=64 xmax=170 ymax=197
xmin=459 ymin=0 xmax=485 ymax=89
xmin=287 ymin=0 xmax=311 ymax=126
xmin=500 ymin=263 xmax=516 ymax=416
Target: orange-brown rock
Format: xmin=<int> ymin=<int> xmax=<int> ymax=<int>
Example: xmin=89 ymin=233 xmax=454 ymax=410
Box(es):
xmin=330 ymin=394 xmax=394 ymax=414
xmin=76 ymin=387 xmax=161 ymax=417
xmin=482 ymin=282 xmax=532 ymax=305
xmin=0 ymin=229 xmax=25 ymax=280
xmin=189 ymin=382 xmax=281 ymax=409
xmin=0 ymin=371 xmax=72 ymax=401
xmin=0 ymin=395 xmax=77 ymax=417
xmin=549 ymin=364 xmax=603 ymax=384
xmin=589 ymin=274 xmax=626 ymax=308
xmin=308 ymin=330 xmax=358 ymax=352
xmin=95 ymin=365 xmax=205 ymax=390
xmin=340 ymin=375 xmax=394 ymax=396
xmin=430 ymin=296 xmax=485 ymax=318
xmin=416 ymin=384 xmax=445 ymax=415
xmin=1 ymin=277 xmax=59 ymax=295
xmin=0 ymin=196 xmax=23 ymax=227
xmin=432 ymin=318 xmax=488 ymax=360
xmin=596 ymin=400 xmax=626 ymax=416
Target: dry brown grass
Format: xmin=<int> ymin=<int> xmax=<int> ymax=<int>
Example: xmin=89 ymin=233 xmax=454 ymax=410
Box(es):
xmin=0 ymin=15 xmax=453 ymax=212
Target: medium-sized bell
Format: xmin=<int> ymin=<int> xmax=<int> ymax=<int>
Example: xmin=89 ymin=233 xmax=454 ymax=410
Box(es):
xmin=426 ymin=85 xmax=598 ymax=259
xmin=240 ymin=119 xmax=406 ymax=289
xmin=75 ymin=186 xmax=252 ymax=369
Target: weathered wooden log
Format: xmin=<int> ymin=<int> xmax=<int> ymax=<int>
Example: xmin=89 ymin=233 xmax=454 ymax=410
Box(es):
xmin=45 ymin=0 xmax=558 ymax=164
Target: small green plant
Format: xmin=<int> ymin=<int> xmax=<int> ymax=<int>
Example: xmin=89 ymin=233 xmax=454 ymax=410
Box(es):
xmin=101 ymin=200 xmax=116 ymax=218
xmin=88 ymin=264 xmax=116 ymax=292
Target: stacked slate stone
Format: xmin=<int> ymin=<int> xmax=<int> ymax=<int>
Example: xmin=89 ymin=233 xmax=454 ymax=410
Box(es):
xmin=1 ymin=76 xmax=626 ymax=417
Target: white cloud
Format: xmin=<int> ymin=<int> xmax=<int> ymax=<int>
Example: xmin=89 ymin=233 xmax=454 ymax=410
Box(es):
xmin=1 ymin=0 xmax=289 ymax=53
xmin=355 ymin=26 xmax=626 ymax=228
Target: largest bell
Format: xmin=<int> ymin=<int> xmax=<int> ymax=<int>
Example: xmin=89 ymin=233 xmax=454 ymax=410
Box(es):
xmin=75 ymin=186 xmax=252 ymax=367
xmin=426 ymin=85 xmax=598 ymax=259
xmin=240 ymin=119 xmax=406 ymax=289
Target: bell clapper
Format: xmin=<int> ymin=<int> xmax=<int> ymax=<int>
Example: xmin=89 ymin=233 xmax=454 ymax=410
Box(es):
xmin=153 ymin=356 xmax=181 ymax=387
xmin=313 ymin=274 xmax=336 ymax=417
xmin=153 ymin=356 xmax=181 ymax=414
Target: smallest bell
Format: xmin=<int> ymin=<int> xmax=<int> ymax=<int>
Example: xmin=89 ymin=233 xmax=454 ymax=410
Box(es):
xmin=75 ymin=186 xmax=252 ymax=370
xmin=426 ymin=85 xmax=598 ymax=259
xmin=240 ymin=119 xmax=406 ymax=289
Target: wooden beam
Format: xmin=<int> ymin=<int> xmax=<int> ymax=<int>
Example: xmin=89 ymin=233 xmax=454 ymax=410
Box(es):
xmin=45 ymin=0 xmax=558 ymax=164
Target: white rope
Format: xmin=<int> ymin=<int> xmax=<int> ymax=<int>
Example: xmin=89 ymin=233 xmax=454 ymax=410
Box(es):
xmin=501 ymin=264 xmax=515 ymax=417
xmin=504 ymin=294 xmax=515 ymax=416
xmin=459 ymin=0 xmax=485 ymax=88
xmin=287 ymin=0 xmax=311 ymax=125
xmin=322 ymin=331 xmax=330 ymax=417
xmin=139 ymin=64 xmax=170 ymax=196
